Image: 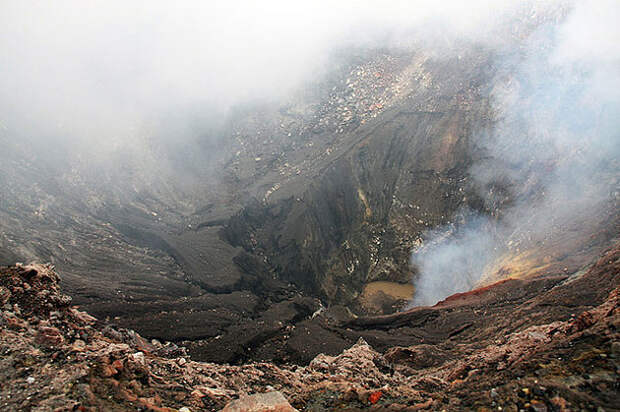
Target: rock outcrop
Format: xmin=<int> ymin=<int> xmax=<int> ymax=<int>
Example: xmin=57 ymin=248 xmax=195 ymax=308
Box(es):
xmin=1 ymin=241 xmax=618 ymax=411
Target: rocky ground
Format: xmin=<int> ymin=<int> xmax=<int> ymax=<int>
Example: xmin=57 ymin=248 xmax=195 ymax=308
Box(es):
xmin=1 ymin=5 xmax=618 ymax=409
xmin=1 ymin=3 xmax=616 ymax=367
xmin=1 ymin=239 xmax=618 ymax=411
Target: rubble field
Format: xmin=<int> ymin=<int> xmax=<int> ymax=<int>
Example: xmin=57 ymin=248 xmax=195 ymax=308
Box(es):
xmin=1 ymin=240 xmax=618 ymax=411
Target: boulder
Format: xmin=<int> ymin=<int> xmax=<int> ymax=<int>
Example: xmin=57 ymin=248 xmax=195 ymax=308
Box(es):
xmin=221 ymin=391 xmax=297 ymax=412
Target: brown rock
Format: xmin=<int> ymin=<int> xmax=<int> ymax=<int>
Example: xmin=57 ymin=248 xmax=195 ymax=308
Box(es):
xmin=71 ymin=307 xmax=97 ymax=324
xmin=71 ymin=339 xmax=86 ymax=352
xmin=191 ymin=388 xmax=206 ymax=399
xmin=530 ymin=400 xmax=548 ymax=412
xmin=75 ymin=383 xmax=97 ymax=404
xmin=6 ymin=315 xmax=26 ymax=330
xmin=550 ymin=397 xmax=569 ymax=412
xmin=384 ymin=345 xmax=451 ymax=369
xmin=111 ymin=359 xmax=124 ymax=371
xmin=0 ymin=286 xmax=10 ymax=305
xmin=138 ymin=397 xmax=176 ymax=412
xmin=101 ymin=364 xmax=118 ymax=377
xmin=221 ymin=391 xmax=298 ymax=412
xmin=411 ymin=399 xmax=433 ymax=410
xmin=35 ymin=326 xmax=64 ymax=346
xmin=119 ymin=388 xmax=138 ymax=402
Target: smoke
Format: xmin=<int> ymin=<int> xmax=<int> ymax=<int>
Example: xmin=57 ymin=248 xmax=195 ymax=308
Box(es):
xmin=411 ymin=0 xmax=620 ymax=306
xmin=2 ymin=1 xmax=617 ymax=301
xmin=410 ymin=210 xmax=497 ymax=306
xmin=0 ymin=1 xmax=524 ymax=167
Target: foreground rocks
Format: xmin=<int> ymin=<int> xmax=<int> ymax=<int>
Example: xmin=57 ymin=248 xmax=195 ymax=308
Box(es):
xmin=221 ymin=392 xmax=297 ymax=412
xmin=1 ymin=243 xmax=619 ymax=411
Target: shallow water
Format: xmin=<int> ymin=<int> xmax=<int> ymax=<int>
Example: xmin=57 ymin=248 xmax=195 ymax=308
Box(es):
xmin=361 ymin=281 xmax=414 ymax=300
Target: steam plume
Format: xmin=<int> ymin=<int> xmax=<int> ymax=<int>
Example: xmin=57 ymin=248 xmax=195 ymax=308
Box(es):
xmin=411 ymin=0 xmax=620 ymax=306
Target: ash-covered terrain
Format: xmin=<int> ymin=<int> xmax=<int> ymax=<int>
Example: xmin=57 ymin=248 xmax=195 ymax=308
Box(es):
xmin=0 ymin=1 xmax=619 ymax=410
xmin=0 ymin=242 xmax=618 ymax=410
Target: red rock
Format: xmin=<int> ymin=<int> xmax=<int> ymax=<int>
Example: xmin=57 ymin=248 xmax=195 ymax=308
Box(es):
xmin=111 ymin=359 xmax=124 ymax=371
xmin=369 ymin=390 xmax=382 ymax=404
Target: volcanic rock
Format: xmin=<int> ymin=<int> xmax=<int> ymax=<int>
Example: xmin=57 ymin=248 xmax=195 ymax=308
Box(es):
xmin=221 ymin=391 xmax=298 ymax=412
xmin=0 ymin=245 xmax=618 ymax=410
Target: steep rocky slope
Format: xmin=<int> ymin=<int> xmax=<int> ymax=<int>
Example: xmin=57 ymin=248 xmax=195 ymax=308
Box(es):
xmin=1 ymin=241 xmax=618 ymax=411
xmin=1 ymin=2 xmax=617 ymax=364
xmin=1 ymin=45 xmax=493 ymax=354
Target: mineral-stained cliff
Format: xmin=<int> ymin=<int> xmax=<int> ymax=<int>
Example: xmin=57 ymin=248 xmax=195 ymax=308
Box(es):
xmin=1 ymin=240 xmax=618 ymax=411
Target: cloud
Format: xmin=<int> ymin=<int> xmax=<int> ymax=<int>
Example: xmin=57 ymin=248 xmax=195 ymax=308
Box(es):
xmin=3 ymin=1 xmax=614 ymax=305
xmin=411 ymin=0 xmax=620 ymax=306
xmin=0 ymin=0 xmax=521 ymax=155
